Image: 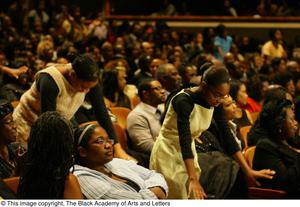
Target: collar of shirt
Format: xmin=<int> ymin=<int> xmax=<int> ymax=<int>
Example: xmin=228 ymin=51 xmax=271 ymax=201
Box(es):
xmin=228 ymin=120 xmax=237 ymax=133
xmin=140 ymin=102 xmax=159 ymax=115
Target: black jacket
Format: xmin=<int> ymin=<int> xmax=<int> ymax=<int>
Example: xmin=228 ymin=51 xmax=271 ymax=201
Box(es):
xmin=253 ymin=138 xmax=300 ymax=198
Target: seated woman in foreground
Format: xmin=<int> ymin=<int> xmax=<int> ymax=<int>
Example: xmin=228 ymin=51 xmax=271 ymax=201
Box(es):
xmin=253 ymin=99 xmax=300 ymax=198
xmin=73 ymin=124 xmax=168 ymax=199
xmin=18 ymin=111 xmax=82 ymax=199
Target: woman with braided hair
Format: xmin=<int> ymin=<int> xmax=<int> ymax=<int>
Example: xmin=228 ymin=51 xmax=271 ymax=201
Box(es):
xmin=17 ymin=111 xmax=82 ymax=199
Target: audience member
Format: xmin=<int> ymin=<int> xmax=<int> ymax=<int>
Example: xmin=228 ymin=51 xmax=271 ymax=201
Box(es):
xmin=261 ymin=29 xmax=287 ymax=64
xmin=273 ymin=72 xmax=295 ymax=98
xmin=248 ymin=86 xmax=293 ymax=146
xmin=0 ymin=72 xmax=30 ymax=102
xmin=0 ymin=100 xmax=20 ymax=179
xmin=178 ymin=64 xmax=197 ymax=88
xmin=126 ymin=79 xmax=166 ymax=166
xmin=213 ymin=24 xmax=233 ymax=63
xmin=102 ymin=68 xmax=131 ymax=109
xmin=18 ymin=111 xmax=82 ymax=199
xmin=229 ymin=79 xmax=261 ymax=113
xmin=132 ymin=54 xmax=153 ymax=86
xmin=149 ymin=58 xmax=164 ymax=78
xmin=253 ymin=99 xmax=300 ymax=198
xmin=73 ymin=124 xmax=168 ymax=199
xmin=156 ymin=63 xmax=182 ymax=96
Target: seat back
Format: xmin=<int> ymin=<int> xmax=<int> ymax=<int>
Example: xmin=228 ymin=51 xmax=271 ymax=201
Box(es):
xmin=4 ymin=175 xmax=83 ymax=199
xmin=244 ymin=146 xmax=256 ymax=168
xmin=79 ymin=121 xmax=98 ymax=127
xmin=248 ymin=187 xmax=287 ymax=199
xmin=244 ymin=147 xmax=287 ymax=198
xmin=250 ymin=112 xmax=259 ymax=123
xmin=240 ymin=125 xmax=252 ymax=149
xmin=3 ymin=177 xmax=19 ymax=194
xmin=131 ymin=96 xmax=141 ymax=109
xmin=110 ymin=107 xmax=131 ymax=130
xmin=113 ymin=122 xmax=127 ymax=150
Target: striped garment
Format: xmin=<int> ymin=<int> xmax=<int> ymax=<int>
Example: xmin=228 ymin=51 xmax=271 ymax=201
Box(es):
xmin=73 ymin=158 xmax=168 ymax=199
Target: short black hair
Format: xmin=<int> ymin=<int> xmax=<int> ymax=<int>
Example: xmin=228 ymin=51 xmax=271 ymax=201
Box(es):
xmin=269 ymin=29 xmax=280 ymax=40
xmin=71 ymin=54 xmax=99 ymax=81
xmin=138 ymin=54 xmax=152 ymax=72
xmin=202 ymin=65 xmax=230 ymax=87
xmin=138 ymin=78 xmax=156 ymax=101
xmin=215 ymin=24 xmax=226 ymax=37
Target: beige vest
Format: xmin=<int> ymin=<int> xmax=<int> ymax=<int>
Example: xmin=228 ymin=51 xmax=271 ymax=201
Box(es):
xmin=13 ymin=66 xmax=85 ymax=144
xmin=150 ymin=89 xmax=214 ymax=199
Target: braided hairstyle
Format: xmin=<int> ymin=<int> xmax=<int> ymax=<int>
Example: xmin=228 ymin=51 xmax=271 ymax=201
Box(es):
xmin=18 ymin=111 xmax=74 ymax=199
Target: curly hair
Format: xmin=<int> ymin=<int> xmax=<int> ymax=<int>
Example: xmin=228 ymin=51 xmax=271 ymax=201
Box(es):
xmin=18 ymin=111 xmax=74 ymax=199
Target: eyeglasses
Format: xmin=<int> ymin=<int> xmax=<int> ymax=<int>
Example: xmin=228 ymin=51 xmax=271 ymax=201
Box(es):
xmin=94 ymin=137 xmax=114 ymax=145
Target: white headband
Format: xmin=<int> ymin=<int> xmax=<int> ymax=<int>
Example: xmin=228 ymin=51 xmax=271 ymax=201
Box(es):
xmin=77 ymin=124 xmax=96 ymax=145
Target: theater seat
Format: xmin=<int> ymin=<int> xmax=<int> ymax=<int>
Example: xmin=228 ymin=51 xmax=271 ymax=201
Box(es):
xmin=3 ymin=177 xmax=19 ymax=194
xmin=113 ymin=122 xmax=128 ymax=150
xmin=244 ymin=146 xmax=256 ymax=168
xmin=244 ymin=147 xmax=287 ymax=199
xmin=110 ymin=107 xmax=131 ymax=130
xmin=248 ymin=187 xmax=287 ymax=199
xmin=240 ymin=125 xmax=251 ymax=149
xmin=4 ymin=175 xmax=83 ymax=199
xmin=250 ymin=112 xmax=259 ymax=123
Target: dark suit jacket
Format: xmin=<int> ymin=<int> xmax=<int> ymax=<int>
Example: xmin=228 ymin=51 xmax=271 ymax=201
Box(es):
xmin=253 ymin=138 xmax=300 ymax=198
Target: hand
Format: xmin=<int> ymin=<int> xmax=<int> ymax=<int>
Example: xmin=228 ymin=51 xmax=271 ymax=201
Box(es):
xmin=10 ymin=66 xmax=28 ymax=79
xmin=149 ymin=186 xmax=166 ymax=199
xmin=113 ymin=143 xmax=138 ymax=163
xmin=188 ymin=179 xmax=207 ymax=200
xmin=246 ymin=169 xmax=275 ymax=186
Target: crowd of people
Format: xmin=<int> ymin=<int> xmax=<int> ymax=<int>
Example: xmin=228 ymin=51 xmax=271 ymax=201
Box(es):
xmin=0 ymin=0 xmax=300 ymax=199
